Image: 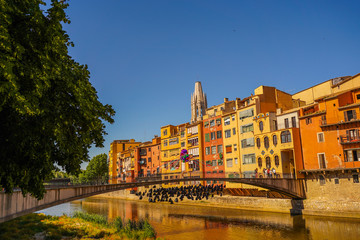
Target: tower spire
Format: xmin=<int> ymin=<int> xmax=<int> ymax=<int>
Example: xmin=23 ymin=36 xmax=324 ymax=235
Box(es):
xmin=191 ymin=81 xmax=207 ymax=123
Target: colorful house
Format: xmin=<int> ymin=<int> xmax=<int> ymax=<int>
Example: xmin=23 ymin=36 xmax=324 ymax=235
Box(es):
xmin=108 ymin=139 xmax=141 ymax=184
xmin=202 ymin=98 xmax=236 ymax=186
xmin=222 ymin=109 xmax=241 ymax=188
xmin=184 ymin=121 xmax=204 ymax=185
xmin=160 ymin=124 xmax=183 ymax=186
xmin=134 ymin=136 xmax=162 ymax=181
xmin=299 ymin=86 xmax=360 ymax=182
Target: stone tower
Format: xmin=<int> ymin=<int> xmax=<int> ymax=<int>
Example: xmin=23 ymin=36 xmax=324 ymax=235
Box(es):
xmin=191 ymin=81 xmax=207 ymax=123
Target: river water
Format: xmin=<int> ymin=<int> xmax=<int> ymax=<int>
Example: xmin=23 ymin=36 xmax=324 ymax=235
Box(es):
xmin=38 ymin=197 xmax=360 ymax=240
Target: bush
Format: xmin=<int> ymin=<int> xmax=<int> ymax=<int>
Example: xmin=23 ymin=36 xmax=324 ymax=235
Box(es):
xmin=73 ymin=211 xmax=108 ymax=226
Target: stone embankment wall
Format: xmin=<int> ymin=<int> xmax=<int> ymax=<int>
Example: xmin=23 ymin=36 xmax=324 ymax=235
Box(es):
xmin=96 ymin=178 xmax=360 ymax=218
xmin=302 ymin=178 xmax=360 ymax=218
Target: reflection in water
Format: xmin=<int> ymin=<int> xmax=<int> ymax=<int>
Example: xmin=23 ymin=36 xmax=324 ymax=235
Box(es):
xmin=39 ymin=198 xmax=360 ymax=240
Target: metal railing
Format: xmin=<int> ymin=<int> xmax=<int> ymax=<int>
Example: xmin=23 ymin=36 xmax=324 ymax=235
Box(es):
xmin=340 ymin=134 xmax=360 ymax=144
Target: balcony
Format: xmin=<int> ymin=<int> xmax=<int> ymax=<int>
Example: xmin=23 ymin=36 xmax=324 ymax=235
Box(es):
xmin=320 ymin=115 xmax=360 ymax=129
xmin=340 ymin=135 xmax=360 ymax=145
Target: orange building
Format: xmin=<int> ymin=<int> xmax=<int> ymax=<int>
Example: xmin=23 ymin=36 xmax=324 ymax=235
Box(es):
xmin=108 ymin=139 xmax=141 ymax=184
xmin=299 ymin=87 xmax=360 ymax=179
xmin=202 ymin=99 xmax=236 ymax=185
xmin=134 ymin=136 xmax=161 ymax=181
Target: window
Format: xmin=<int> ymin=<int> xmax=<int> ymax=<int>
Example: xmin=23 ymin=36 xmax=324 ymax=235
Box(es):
xmin=259 ymin=121 xmax=264 ymax=132
xmin=188 ymin=148 xmax=199 ymax=157
xmin=273 ymin=120 xmax=278 ymax=131
xmin=317 ymin=132 xmax=324 ymax=143
xmin=213 ymin=170 xmax=217 ymax=173
xmin=224 ymin=117 xmax=230 ymax=126
xmin=344 ymin=110 xmax=356 ymax=121
xmin=212 ymin=160 xmax=217 ymax=166
xmin=357 ymin=94 xmax=360 ymax=100
xmin=334 ymin=178 xmax=339 ymax=184
xmin=163 ymin=129 xmax=167 ymax=136
xmin=148 ymin=157 xmax=151 ymax=162
xmin=241 ymin=138 xmax=254 ymax=148
xmin=291 ymin=117 xmax=296 ymax=128
xmin=226 ymin=145 xmax=232 ymax=153
xmin=266 ymin=156 xmax=271 ymax=168
xmin=258 ymin=157 xmax=262 ymax=168
xmin=210 ymin=120 xmax=215 ymax=127
xmin=205 ymin=147 xmax=210 ymax=155
xmin=243 ymin=154 xmax=256 ymax=164
xmin=281 ymin=130 xmax=291 ymax=143
xmin=217 ymin=159 xmax=223 ymax=166
xmin=204 ymin=121 xmax=209 ymax=128
xmin=211 ymin=132 xmax=216 ymax=140
xmin=274 ymin=155 xmax=279 ymax=166
xmin=205 ymin=133 xmax=210 ymax=142
xmin=217 ymin=145 xmax=223 ymax=153
xmin=226 ymin=159 xmax=233 ymax=167
xmin=241 ymin=124 xmax=254 ymax=133
xmin=181 ymin=142 xmax=185 ymax=147
xmin=225 ymin=130 xmax=231 ymax=138
xmin=148 ymin=148 xmax=151 ymax=151
xmin=264 ymin=136 xmax=269 ymax=149
xmin=235 ymin=158 xmax=238 ymax=164
xmin=273 ymin=135 xmax=278 ymax=146
xmin=232 ymin=115 xmax=235 ymax=121
xmin=169 ymin=138 xmax=179 ymax=145
xmin=239 ymin=109 xmax=254 ymax=120
xmin=306 ymin=118 xmax=312 ymax=125
xmin=284 ymin=118 xmax=289 ymax=129
xmin=318 ymin=153 xmax=326 ymax=169
xmin=163 ymin=140 xmax=168 ymax=147
xmin=216 ymin=118 xmax=221 ymax=125
xmin=211 ymin=146 xmax=217 ymax=154
xmin=256 ymin=138 xmax=261 ymax=148
xmin=234 ymin=144 xmax=237 ymax=151
xmin=233 ymin=128 xmax=236 ymax=135
xmin=188 ymin=137 xmax=198 ymax=146
xmin=217 ymin=130 xmax=222 ymax=139
xmin=181 ymin=131 xmax=185 ymax=138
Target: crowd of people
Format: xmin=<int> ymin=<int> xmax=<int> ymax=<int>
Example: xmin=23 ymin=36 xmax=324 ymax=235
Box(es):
xmin=254 ymin=167 xmax=278 ymax=178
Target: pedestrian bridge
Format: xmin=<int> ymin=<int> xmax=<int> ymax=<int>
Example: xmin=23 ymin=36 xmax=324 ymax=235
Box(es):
xmin=0 ymin=178 xmax=305 ymax=223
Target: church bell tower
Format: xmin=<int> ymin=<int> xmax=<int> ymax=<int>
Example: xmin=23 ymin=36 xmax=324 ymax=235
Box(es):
xmin=191 ymin=81 xmax=207 ymax=123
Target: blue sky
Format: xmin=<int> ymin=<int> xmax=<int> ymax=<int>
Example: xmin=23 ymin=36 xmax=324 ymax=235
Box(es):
xmin=55 ymin=0 xmax=360 ymax=166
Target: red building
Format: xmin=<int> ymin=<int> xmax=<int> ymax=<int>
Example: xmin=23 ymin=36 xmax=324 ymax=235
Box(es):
xmin=203 ymin=114 xmax=225 ymax=185
xmin=135 ymin=136 xmax=162 ymax=181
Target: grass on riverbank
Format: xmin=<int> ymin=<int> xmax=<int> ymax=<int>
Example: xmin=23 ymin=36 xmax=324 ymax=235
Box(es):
xmin=0 ymin=212 xmax=157 ymax=240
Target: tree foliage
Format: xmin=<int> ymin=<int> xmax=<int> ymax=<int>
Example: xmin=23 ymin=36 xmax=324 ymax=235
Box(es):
xmin=85 ymin=153 xmax=108 ymax=184
xmin=0 ymin=0 xmax=115 ymax=199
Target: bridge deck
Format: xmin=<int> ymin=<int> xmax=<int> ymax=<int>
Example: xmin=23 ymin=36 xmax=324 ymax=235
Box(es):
xmin=0 ymin=178 xmax=305 ymax=223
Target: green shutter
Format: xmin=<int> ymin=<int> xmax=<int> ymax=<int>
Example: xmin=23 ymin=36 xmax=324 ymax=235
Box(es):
xmin=205 ymin=133 xmax=210 ymax=142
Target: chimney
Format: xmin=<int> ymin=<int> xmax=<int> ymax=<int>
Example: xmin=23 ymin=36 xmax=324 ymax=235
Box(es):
xmin=224 ymin=98 xmax=228 ymax=102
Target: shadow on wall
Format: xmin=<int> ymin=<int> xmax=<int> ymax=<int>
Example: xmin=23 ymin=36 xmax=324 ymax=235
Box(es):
xmin=290 ymin=199 xmax=304 ymax=215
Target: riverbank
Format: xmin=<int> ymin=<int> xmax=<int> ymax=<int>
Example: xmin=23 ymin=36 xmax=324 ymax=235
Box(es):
xmin=94 ymin=186 xmax=360 ymax=219
xmin=0 ymin=212 xmax=157 ymax=240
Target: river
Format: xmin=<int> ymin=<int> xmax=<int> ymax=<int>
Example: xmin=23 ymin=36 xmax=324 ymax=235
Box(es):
xmin=38 ymin=197 xmax=360 ymax=240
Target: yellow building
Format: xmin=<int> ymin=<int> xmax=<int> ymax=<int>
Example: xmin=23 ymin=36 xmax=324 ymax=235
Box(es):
xmin=236 ymin=86 xmax=296 ymax=182
xmin=108 ymin=139 xmax=141 ymax=184
xmin=160 ymin=124 xmax=183 ymax=186
xmin=253 ymin=110 xmax=303 ymax=179
xmin=237 ymin=97 xmax=257 ymax=181
xmin=292 ymin=73 xmax=360 ymax=105
xmin=184 ymin=121 xmax=204 ymax=185
xmin=222 ymin=110 xmax=241 ymax=188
